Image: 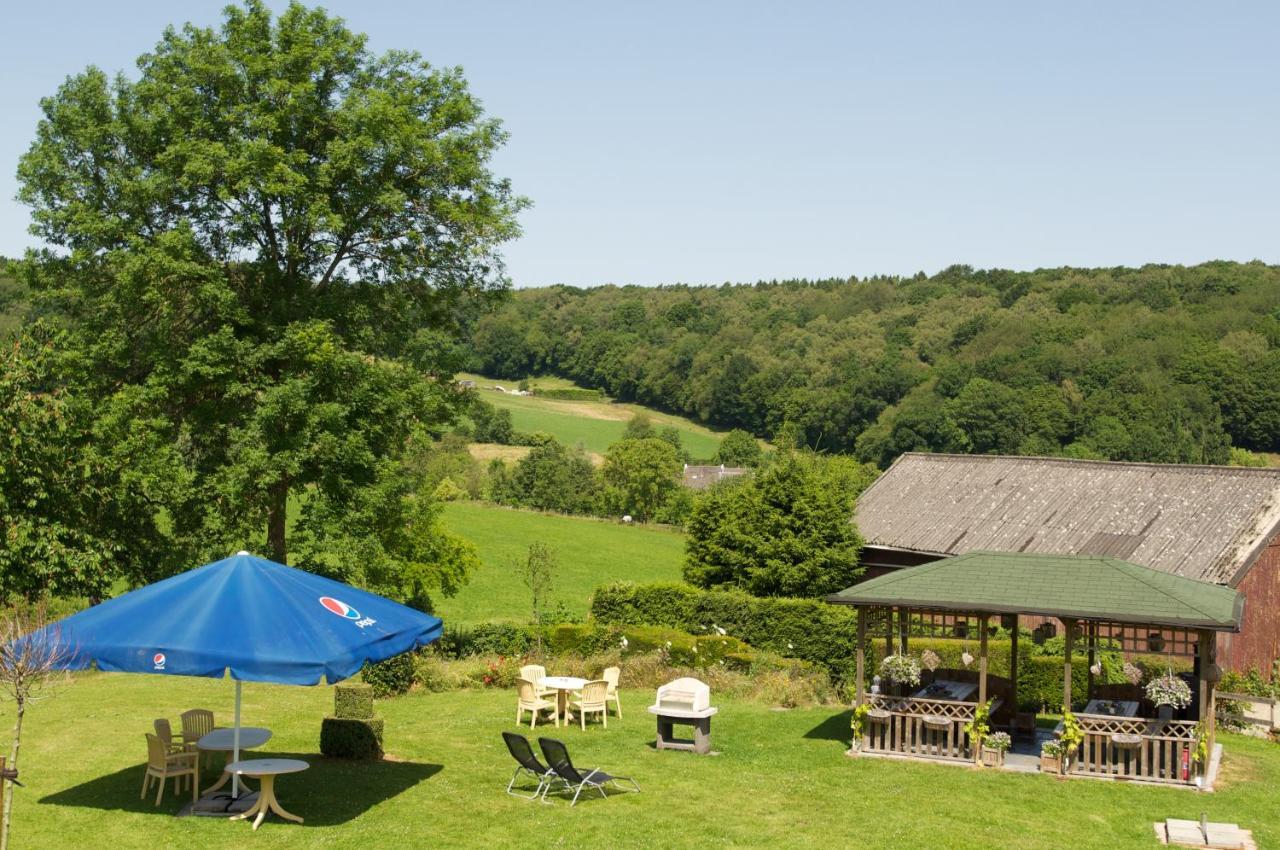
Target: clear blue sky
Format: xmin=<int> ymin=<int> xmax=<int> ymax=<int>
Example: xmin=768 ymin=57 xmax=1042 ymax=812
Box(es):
xmin=2 ymin=2 xmax=1277 ymax=287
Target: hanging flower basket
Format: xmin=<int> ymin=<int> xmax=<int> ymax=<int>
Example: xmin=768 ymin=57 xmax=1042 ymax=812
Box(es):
xmin=1145 ymin=673 xmax=1191 ymax=710
xmin=879 ymin=654 xmax=922 ymax=688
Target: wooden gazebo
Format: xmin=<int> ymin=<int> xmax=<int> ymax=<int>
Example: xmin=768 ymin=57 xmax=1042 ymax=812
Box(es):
xmin=827 ymin=551 xmax=1244 ymax=787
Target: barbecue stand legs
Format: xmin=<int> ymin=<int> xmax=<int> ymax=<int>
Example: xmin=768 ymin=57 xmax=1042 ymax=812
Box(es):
xmin=655 ymin=715 xmax=712 ymax=754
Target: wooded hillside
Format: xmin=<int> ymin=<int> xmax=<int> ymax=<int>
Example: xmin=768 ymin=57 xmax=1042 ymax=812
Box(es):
xmin=467 ymin=262 xmax=1280 ymax=466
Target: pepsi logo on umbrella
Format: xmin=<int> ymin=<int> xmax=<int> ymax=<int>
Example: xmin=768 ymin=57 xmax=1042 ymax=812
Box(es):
xmin=153 ymin=652 xmax=166 ymax=670
xmin=319 ymin=596 xmax=361 ymax=620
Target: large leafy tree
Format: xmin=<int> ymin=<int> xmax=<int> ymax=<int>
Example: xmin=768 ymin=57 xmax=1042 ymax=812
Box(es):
xmin=683 ymin=452 xmax=874 ymax=597
xmin=15 ymin=1 xmax=522 ymax=591
xmin=505 ymin=438 xmax=598 ymax=515
xmin=0 ymin=325 xmax=175 ymax=599
xmin=601 ymin=438 xmax=682 ymax=522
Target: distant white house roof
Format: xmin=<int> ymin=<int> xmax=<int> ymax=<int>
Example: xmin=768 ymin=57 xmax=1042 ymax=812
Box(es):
xmin=854 ymin=453 xmax=1280 ymax=587
xmin=682 ymin=464 xmax=748 ymax=490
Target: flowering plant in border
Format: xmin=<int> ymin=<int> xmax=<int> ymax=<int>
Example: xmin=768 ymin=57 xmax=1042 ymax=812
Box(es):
xmin=985 ymin=731 xmax=1012 ymax=753
xmin=1145 ymin=672 xmax=1192 ymax=709
xmin=1041 ymin=739 xmax=1065 ymax=758
xmin=879 ymin=654 xmax=921 ymax=687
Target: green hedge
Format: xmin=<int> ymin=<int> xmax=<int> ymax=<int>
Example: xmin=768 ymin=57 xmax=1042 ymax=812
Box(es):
xmin=438 ymin=623 xmax=533 ymax=659
xmin=590 ymin=582 xmax=859 ymax=676
xmin=1020 ymin=656 xmax=1091 ymax=712
xmin=542 ymin=621 xmax=751 ymax=668
xmin=334 ymin=683 xmax=374 ymax=720
xmin=534 ymin=388 xmax=604 ymax=401
xmin=362 ymin=653 xmax=415 ymax=697
xmin=319 ymin=717 xmax=384 ymax=760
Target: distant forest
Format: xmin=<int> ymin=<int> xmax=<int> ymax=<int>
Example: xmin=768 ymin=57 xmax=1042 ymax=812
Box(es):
xmin=466 ymin=262 xmax=1280 ymax=467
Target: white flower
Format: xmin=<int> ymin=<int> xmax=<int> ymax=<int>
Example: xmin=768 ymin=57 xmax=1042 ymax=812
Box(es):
xmin=665 ymin=640 xmax=672 ymax=648
xmin=620 ymin=636 xmax=629 ymax=649
xmin=692 ymin=645 xmax=698 ymax=654
xmin=719 ymin=660 xmax=725 ymax=666
xmin=787 ymin=642 xmax=794 ymax=650
xmin=716 ymin=626 xmax=727 ymax=636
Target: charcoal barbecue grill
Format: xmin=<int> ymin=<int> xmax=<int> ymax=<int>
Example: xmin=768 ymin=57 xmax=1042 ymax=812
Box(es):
xmin=647 ymin=678 xmax=719 ymax=755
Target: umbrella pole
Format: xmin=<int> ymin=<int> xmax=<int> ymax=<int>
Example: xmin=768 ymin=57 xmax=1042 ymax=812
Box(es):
xmin=232 ymin=680 xmax=242 ymax=798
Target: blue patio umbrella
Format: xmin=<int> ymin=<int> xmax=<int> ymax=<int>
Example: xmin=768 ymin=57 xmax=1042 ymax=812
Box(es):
xmin=32 ymin=551 xmax=442 ymax=796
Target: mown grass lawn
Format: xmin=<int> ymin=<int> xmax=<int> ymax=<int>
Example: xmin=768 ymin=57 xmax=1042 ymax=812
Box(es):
xmin=458 ymin=373 xmax=728 ymax=459
xmin=6 ymin=672 xmax=1278 ymax=850
xmin=436 ymin=501 xmax=686 ymax=625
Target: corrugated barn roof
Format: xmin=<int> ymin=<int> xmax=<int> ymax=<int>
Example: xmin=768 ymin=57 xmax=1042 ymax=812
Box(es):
xmin=854 ymin=453 xmax=1280 ymax=586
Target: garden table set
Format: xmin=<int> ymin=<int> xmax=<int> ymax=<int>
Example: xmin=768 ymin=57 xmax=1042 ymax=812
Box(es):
xmin=912 ymin=679 xmax=978 ymax=702
xmin=226 ymin=758 xmax=310 ymax=831
xmin=198 ymin=726 xmax=273 ymax=795
xmin=541 ymin=676 xmax=589 ymax=724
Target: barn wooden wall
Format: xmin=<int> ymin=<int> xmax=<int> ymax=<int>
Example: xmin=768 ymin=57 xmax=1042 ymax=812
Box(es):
xmin=1219 ymin=535 xmax=1280 ymax=678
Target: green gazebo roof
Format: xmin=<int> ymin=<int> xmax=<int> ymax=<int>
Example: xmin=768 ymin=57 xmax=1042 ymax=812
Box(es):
xmin=827 ymin=551 xmax=1243 ymax=631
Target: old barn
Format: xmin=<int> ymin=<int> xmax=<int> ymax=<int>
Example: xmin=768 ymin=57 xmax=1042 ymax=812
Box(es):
xmin=853 ymin=453 xmax=1280 ymax=676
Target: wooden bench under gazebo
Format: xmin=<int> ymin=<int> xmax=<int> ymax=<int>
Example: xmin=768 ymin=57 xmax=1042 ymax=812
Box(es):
xmin=827 ymin=551 xmax=1243 ymax=788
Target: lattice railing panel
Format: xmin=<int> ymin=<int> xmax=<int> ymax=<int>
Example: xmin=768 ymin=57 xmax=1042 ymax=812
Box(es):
xmin=1069 ymin=718 xmax=1200 ymax=785
xmin=861 ymin=695 xmax=976 ymax=762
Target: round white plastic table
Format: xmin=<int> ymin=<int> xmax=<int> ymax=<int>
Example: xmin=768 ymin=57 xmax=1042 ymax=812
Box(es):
xmin=197 ymin=727 xmax=272 ymax=795
xmin=225 ymin=758 xmax=309 ymax=830
xmin=541 ymin=676 xmax=587 ymax=725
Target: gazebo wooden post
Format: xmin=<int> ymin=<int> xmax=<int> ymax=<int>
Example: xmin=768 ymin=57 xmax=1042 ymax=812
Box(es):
xmin=978 ymin=614 xmax=989 ymax=706
xmin=1062 ymin=618 xmax=1076 ymax=710
xmin=854 ymin=606 xmax=866 ymax=707
xmin=899 ymin=609 xmax=909 ymax=655
xmin=1086 ymin=622 xmax=1097 ymax=702
xmin=885 ymin=607 xmax=894 ymax=693
xmin=977 ymin=614 xmax=989 ymax=765
xmin=1009 ymin=614 xmax=1020 ymax=713
xmin=1198 ymin=628 xmax=1217 ymax=760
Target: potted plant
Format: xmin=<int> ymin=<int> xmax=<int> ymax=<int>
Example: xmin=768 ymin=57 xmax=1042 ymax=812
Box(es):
xmin=849 ymin=703 xmax=871 ymax=752
xmin=1057 ymin=709 xmax=1084 ymax=774
xmin=1040 ymin=739 xmax=1065 ymax=774
xmin=964 ymin=700 xmax=991 ymax=761
xmin=879 ymin=654 xmax=921 ymax=693
xmin=1146 ymin=671 xmax=1192 ymax=721
xmin=982 ymin=731 xmax=1012 ymax=767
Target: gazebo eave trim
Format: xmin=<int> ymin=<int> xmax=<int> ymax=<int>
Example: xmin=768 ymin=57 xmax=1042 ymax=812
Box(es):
xmin=824 ymin=593 xmax=1241 ymax=633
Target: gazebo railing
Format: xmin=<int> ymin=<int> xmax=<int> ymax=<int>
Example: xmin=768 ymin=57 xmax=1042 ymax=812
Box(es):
xmin=862 ymin=694 xmax=976 ymax=762
xmin=1068 ymin=714 xmax=1200 ymax=785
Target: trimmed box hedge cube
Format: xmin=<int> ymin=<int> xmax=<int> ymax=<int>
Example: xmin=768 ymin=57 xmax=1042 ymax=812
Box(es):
xmin=320 ymin=716 xmax=384 ymax=760
xmin=334 ymin=683 xmax=375 ymax=720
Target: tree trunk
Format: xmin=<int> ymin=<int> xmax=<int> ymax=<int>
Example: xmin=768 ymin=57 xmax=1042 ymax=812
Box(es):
xmin=267 ymin=475 xmax=289 ymax=563
xmin=1 ymin=700 xmax=25 ymax=850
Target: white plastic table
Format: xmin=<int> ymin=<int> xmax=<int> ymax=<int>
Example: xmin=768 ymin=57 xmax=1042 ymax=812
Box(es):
xmin=197 ymin=727 xmax=272 ymax=795
xmin=541 ymin=676 xmax=587 ymax=725
xmin=225 ymin=758 xmax=309 ymax=830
